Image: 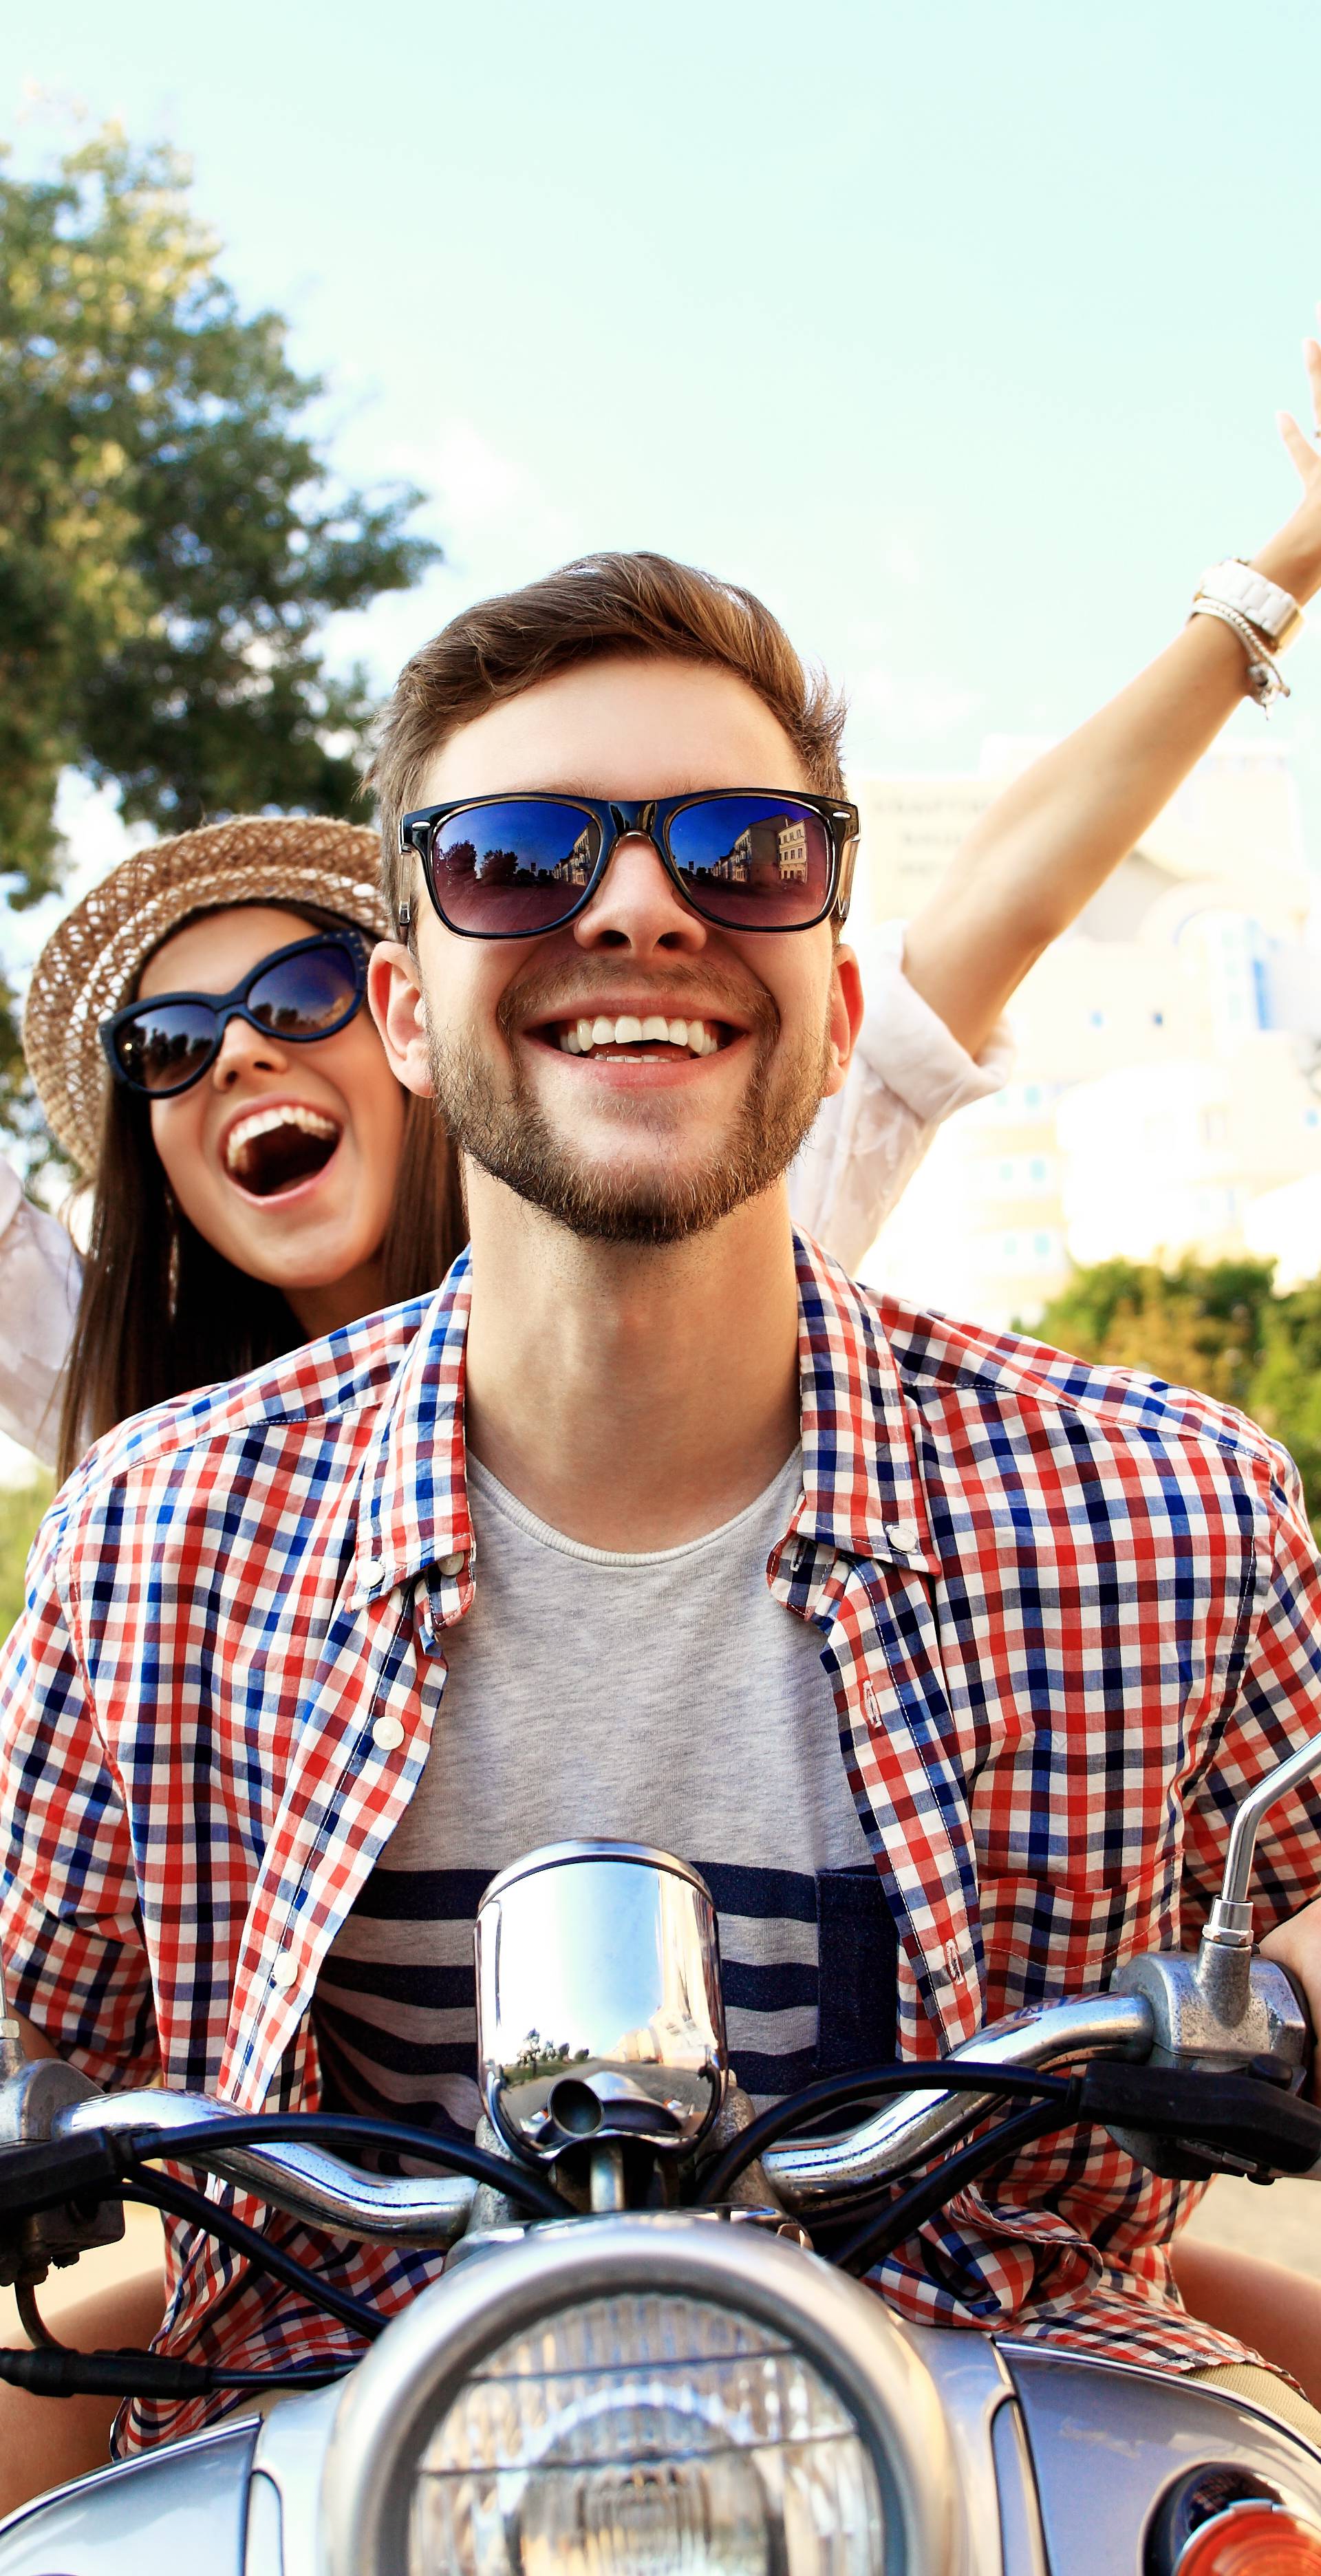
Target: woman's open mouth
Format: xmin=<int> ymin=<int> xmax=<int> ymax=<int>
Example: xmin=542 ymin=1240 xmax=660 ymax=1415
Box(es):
xmin=223 ymin=1104 xmax=343 ymax=1199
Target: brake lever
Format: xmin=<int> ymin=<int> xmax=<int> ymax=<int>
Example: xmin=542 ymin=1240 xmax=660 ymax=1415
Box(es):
xmin=1080 ymin=2058 xmax=1321 ymax=2182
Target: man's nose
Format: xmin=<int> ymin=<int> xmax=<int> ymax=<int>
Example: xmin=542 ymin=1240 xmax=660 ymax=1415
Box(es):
xmin=572 ymin=834 xmax=706 ymax=956
xmin=210 ymin=1015 xmax=289 ymax=1089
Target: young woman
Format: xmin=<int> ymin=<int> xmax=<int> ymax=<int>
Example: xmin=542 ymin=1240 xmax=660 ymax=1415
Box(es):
xmin=8 ymin=813 xmax=465 ymax=1474
xmin=3 ymin=315 xmax=1321 ymax=2509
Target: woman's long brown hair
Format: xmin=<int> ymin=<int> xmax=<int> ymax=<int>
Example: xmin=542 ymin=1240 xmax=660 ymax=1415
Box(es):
xmin=57 ymin=933 xmax=466 ymax=1477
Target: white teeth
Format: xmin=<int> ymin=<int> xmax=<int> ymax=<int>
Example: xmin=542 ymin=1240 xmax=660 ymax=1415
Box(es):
xmin=555 ymin=1013 xmax=724 ymax=1058
xmin=225 ymin=1104 xmax=339 ymax=1170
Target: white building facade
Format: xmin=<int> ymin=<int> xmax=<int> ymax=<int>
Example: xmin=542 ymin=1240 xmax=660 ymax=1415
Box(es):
xmin=850 ymin=740 xmax=1321 ymax=1326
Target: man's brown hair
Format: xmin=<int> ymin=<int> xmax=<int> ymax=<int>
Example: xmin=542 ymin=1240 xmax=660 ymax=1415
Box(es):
xmin=369 ymin=549 xmax=847 ymax=923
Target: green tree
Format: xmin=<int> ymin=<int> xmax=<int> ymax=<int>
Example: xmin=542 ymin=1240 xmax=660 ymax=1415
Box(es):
xmin=1247 ymin=1280 xmax=1321 ymax=1511
xmin=0 ymin=124 xmax=440 ymax=1152
xmin=1033 ymin=1255 xmax=1320 ymax=1524
xmin=1033 ymin=1256 xmax=1279 ymax=1410
xmin=0 ymin=1474 xmax=52 ymax=1641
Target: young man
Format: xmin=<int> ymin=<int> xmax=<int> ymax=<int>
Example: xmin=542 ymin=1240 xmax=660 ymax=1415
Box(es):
xmin=6 ymin=519 xmax=1321 ymax=2473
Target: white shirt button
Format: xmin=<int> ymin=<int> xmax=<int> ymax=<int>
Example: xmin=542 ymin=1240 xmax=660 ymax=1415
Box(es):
xmin=436 ymin=1552 xmax=465 ymax=1577
xmin=885 ymin=1521 xmax=920 ymax=1553
xmin=372 ymin=1714 xmax=406 ymax=1752
xmin=269 ymin=1951 xmax=299 ymax=1990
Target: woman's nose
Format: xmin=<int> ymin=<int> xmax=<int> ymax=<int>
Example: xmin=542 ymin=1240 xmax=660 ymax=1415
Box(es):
xmin=572 ymin=833 xmax=707 ymax=956
xmin=210 ymin=1014 xmax=290 ymax=1088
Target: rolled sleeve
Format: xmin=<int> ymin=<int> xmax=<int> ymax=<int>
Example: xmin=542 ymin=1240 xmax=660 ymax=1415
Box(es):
xmin=789 ymin=919 xmax=1014 ymax=1274
xmin=0 ymin=1495 xmax=158 ymax=2088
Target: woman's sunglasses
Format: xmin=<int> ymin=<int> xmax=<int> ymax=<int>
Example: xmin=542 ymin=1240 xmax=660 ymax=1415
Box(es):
xmin=100 ymin=934 xmax=368 ymax=1101
xmin=398 ymin=790 xmax=859 ymax=941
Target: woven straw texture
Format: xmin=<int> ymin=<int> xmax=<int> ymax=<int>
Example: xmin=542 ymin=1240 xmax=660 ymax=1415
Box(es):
xmin=24 ymin=815 xmax=389 ymax=1173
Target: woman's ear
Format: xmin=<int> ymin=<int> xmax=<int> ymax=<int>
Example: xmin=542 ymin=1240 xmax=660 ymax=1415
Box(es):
xmin=368 ymin=941 xmax=434 ymax=1099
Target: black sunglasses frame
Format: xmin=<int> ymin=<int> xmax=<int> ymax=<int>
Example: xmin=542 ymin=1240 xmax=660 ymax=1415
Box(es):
xmin=397 ymin=790 xmax=860 ymax=941
xmin=100 ymin=933 xmax=369 ymax=1100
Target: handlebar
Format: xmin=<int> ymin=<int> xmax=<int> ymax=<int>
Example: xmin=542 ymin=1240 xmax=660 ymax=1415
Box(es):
xmin=766 ymin=1990 xmax=1155 ymax=2215
xmin=54 ymin=2092 xmax=477 ymax=2246
xmin=50 ymin=1997 xmax=1157 ymax=2235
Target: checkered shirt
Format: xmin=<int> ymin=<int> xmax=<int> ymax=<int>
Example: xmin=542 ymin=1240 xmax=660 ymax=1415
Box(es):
xmin=3 ymin=1234 xmax=1321 ymax=2454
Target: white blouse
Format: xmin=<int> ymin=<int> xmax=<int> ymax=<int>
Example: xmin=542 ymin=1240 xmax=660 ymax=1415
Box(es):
xmin=0 ymin=919 xmax=1011 ymax=1468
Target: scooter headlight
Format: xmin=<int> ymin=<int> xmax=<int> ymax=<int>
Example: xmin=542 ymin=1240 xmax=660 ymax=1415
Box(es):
xmin=323 ymin=2218 xmax=956 ymax=2576
xmin=409 ymin=2291 xmax=883 ymax=2575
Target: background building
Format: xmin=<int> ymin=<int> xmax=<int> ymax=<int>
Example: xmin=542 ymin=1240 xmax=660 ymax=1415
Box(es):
xmin=851 ymin=740 xmax=1321 ymax=1325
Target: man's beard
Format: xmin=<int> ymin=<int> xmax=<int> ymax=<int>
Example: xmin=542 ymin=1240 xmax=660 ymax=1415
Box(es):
xmin=425 ymin=968 xmax=832 ymax=1245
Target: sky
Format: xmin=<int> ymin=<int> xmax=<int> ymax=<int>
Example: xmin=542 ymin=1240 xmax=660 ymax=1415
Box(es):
xmin=3 ymin=0 xmax=1321 ymax=954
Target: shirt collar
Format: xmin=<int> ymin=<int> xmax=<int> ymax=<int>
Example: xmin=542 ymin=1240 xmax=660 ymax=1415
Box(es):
xmin=351 ymin=1231 xmax=938 ymax=1608
xmin=788 ymin=1232 xmax=938 ymax=1573
xmin=350 ymin=1254 xmax=474 ymax=1609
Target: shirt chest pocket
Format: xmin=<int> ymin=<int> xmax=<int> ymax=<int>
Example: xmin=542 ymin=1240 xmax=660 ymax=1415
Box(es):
xmin=978 ymin=1854 xmax=1177 ymax=2020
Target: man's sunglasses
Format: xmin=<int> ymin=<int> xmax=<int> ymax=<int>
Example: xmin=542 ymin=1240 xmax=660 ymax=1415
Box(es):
xmin=397 ymin=791 xmax=859 ymax=941
xmin=101 ymin=934 xmax=368 ymax=1100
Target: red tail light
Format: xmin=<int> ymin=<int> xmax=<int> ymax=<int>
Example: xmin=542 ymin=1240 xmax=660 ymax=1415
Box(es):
xmin=1176 ymin=2501 xmax=1321 ymax=2573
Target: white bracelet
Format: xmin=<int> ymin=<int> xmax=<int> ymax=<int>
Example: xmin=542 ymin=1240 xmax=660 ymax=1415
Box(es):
xmin=1188 ymin=597 xmax=1291 ymax=711
xmin=1197 ymin=557 xmax=1305 ymax=647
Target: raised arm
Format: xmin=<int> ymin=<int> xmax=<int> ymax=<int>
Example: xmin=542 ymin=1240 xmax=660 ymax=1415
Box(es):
xmin=902 ymin=318 xmax=1321 ymax=1058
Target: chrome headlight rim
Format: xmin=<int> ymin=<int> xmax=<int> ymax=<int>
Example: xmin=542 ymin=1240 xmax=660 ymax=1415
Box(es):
xmin=321 ymin=2214 xmax=958 ymax=2576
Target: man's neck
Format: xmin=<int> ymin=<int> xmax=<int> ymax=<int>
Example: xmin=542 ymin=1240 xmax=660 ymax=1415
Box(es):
xmin=461 ymin=1175 xmax=803 ymax=1552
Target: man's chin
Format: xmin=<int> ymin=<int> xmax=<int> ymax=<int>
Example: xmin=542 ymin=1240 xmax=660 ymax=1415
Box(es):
xmin=473 ymin=1140 xmax=764 ymax=1245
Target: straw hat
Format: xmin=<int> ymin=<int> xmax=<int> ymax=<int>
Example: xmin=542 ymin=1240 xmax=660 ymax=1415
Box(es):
xmin=24 ymin=814 xmax=389 ymax=1173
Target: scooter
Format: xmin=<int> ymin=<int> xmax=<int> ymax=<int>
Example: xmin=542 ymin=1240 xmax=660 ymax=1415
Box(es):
xmin=4 ymin=1734 xmax=1321 ymax=2572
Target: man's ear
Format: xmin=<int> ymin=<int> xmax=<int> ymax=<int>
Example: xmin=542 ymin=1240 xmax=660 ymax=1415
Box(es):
xmin=368 ymin=941 xmax=434 ymax=1099
xmin=822 ymin=941 xmax=865 ymax=1100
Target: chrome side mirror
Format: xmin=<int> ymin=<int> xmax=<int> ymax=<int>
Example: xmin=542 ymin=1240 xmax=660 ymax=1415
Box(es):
xmin=1203 ymin=1730 xmax=1321 ymax=1979
xmin=475 ymin=1843 xmax=727 ymax=2169
xmin=1112 ymin=1728 xmax=1321 ymax=2069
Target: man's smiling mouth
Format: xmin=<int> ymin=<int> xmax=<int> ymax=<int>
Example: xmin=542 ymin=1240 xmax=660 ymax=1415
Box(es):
xmin=541 ymin=1013 xmax=730 ymax=1061
xmin=224 ymin=1104 xmax=343 ymax=1198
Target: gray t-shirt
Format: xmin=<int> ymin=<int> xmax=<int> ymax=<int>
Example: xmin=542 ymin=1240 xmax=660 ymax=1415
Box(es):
xmin=314 ymin=1449 xmax=896 ymax=2135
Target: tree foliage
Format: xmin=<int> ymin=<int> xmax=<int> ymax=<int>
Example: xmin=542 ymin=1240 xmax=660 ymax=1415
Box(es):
xmin=1033 ymin=1256 xmax=1321 ymax=1519
xmin=0 ymin=124 xmax=440 ymax=1148
xmin=0 ymin=1472 xmax=52 ymax=1641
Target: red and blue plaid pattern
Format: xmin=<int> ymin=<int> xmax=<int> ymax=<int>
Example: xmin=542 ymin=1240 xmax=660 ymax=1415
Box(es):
xmin=3 ymin=1234 xmax=1321 ymax=2451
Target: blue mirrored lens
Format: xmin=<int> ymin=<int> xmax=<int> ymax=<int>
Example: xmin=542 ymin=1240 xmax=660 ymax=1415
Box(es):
xmin=665 ymin=796 xmax=830 ymax=927
xmin=248 ymin=943 xmax=360 ymax=1036
xmin=113 ymin=1002 xmax=217 ymax=1094
xmin=431 ymin=801 xmax=603 ymax=934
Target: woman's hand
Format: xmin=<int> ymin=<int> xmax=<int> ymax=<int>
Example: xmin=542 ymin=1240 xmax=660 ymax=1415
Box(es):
xmin=1258 ymin=308 xmax=1321 ymax=601
xmin=1261 ymin=1896 xmax=1321 ymax=2099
